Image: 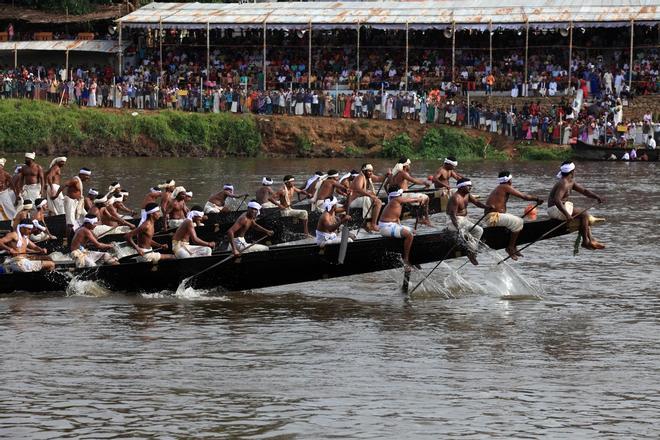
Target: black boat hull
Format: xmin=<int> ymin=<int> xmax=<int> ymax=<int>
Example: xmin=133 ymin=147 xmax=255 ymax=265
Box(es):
xmin=572 ymin=141 xmax=658 ymax=161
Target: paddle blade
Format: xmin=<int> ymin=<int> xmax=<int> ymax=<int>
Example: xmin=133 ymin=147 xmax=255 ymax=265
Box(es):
xmin=337 ymin=225 xmax=350 ymax=264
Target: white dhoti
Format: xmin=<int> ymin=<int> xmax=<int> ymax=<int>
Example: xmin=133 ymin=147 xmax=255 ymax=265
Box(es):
xmin=260 ymin=201 xmax=278 ymax=209
xmin=70 ymin=248 xmax=117 ymax=268
xmin=8 ymin=257 xmax=43 ymax=272
xmin=30 ymin=231 xmax=50 ymax=243
xmin=547 ymin=201 xmax=573 ymax=220
xmin=0 ymin=188 xmax=18 ymax=221
xmin=315 ymin=230 xmax=352 ymax=247
xmin=281 ymin=207 xmax=308 ymax=220
xmin=295 ymin=102 xmax=304 ymax=115
xmin=406 ymin=192 xmax=429 ymax=206
xmin=136 ymin=247 xmax=161 ymax=263
xmin=485 ymin=212 xmax=524 ymax=232
xmin=168 ymin=218 xmax=185 ymax=229
xmin=63 ymin=196 xmax=85 ymax=227
xmin=378 ymin=221 xmax=413 ymax=239
xmin=313 ymin=200 xmax=342 ymax=213
xmin=231 ymin=102 xmax=238 ymax=113
xmin=349 ymin=196 xmax=376 ymax=219
xmin=21 ymin=183 xmax=41 ymax=202
xmin=92 ymin=224 xmax=132 ymax=237
xmin=204 ymin=201 xmax=225 ymax=214
xmin=173 ymin=240 xmax=212 ymax=259
xmin=446 ymin=216 xmax=484 ymax=249
xmin=47 ymin=184 xmax=65 ymax=215
xmin=232 ymin=237 xmax=268 ymax=253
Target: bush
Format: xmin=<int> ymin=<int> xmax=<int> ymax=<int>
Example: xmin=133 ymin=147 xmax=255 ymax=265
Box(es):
xmin=295 ymin=134 xmax=313 ymax=157
xmin=418 ymin=127 xmax=508 ymax=160
xmin=381 ymin=133 xmax=414 ymax=158
xmin=517 ymin=145 xmax=571 ymax=161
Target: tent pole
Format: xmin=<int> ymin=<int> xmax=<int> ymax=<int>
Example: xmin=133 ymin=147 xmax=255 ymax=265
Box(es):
xmin=524 ymin=20 xmax=529 ymax=97
xmin=159 ymin=17 xmax=163 ymax=81
xmin=308 ymin=19 xmax=312 ymax=89
xmin=263 ymin=20 xmax=267 ymax=90
xmin=568 ymin=21 xmax=573 ymax=93
xmin=14 ymin=43 xmax=17 ymax=69
xmin=629 ymin=19 xmax=634 ymax=90
xmin=118 ymin=19 xmax=123 ymax=77
xmin=206 ymin=22 xmax=210 ymax=78
xmin=356 ymin=21 xmax=360 ymax=89
xmin=405 ymin=21 xmax=409 ymax=92
xmin=489 ymin=20 xmax=493 ymax=72
xmin=451 ymin=21 xmax=456 ymax=84
xmin=65 ymin=49 xmax=69 ymax=79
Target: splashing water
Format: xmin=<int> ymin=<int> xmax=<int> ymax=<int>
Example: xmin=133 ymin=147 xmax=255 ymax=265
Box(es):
xmin=66 ymin=276 xmax=112 ymax=297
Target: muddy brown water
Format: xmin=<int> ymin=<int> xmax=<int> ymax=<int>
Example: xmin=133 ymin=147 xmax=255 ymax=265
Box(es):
xmin=1 ymin=157 xmax=658 ymax=438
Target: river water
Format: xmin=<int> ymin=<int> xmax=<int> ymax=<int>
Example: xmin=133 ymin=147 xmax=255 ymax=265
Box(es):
xmin=1 ymin=158 xmax=658 ymax=438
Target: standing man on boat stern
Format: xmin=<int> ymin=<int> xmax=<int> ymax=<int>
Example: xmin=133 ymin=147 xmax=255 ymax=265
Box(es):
xmin=45 ymin=156 xmax=67 ymax=215
xmin=58 ymin=168 xmax=92 ymax=231
xmin=548 ymin=161 xmax=605 ymax=250
xmin=226 ymin=201 xmax=273 ymax=256
xmin=432 ymin=157 xmax=463 ymax=210
xmin=17 ymin=152 xmax=45 ymax=204
xmin=446 ymin=178 xmax=491 ymax=265
xmin=484 ymin=171 xmax=543 ymax=260
xmin=0 ymin=158 xmax=17 ymax=220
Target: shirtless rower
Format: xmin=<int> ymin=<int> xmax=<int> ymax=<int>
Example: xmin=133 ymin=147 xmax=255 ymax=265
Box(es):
xmin=69 ymin=214 xmax=119 ymax=268
xmin=142 ymin=186 xmax=162 ymax=208
xmin=226 ymin=201 xmax=273 ymax=256
xmin=378 ymin=185 xmax=423 ymax=269
xmin=11 ymin=200 xmax=33 ymax=230
xmin=96 ymin=193 xmax=135 ymax=236
xmin=315 ymin=197 xmax=353 ymax=247
xmin=205 ymin=184 xmax=247 ymax=214
xmin=256 ymin=177 xmax=278 ymax=208
xmin=84 ymin=188 xmax=99 ymax=212
xmin=172 ymin=206 xmax=215 ymax=258
xmin=272 ymin=175 xmax=312 ymax=235
xmin=0 ymin=157 xmax=15 ymax=220
xmin=57 ymin=168 xmax=92 ymax=230
xmin=302 ymin=171 xmax=324 ymax=201
xmin=548 ymin=161 xmax=605 ymax=250
xmin=313 ymin=170 xmax=350 ymax=213
xmin=17 ymin=152 xmax=45 ymax=204
xmin=484 ymin=171 xmax=543 ymax=260
xmin=388 ymin=157 xmax=432 ymax=226
xmin=0 ymin=219 xmax=54 ymax=272
xmin=432 ymin=157 xmax=463 ymax=211
xmin=167 ymin=187 xmax=189 ymax=229
xmin=113 ymin=190 xmax=135 ymax=218
xmin=446 ymin=178 xmax=491 ymax=265
xmin=30 ymin=198 xmax=55 ymax=242
xmin=125 ymin=202 xmax=172 ymax=263
xmin=45 ymin=156 xmax=67 ymax=215
xmin=158 ymin=179 xmax=176 ymax=223
xmin=339 ymin=170 xmax=359 ymax=190
xmin=347 ymin=163 xmax=389 ymax=232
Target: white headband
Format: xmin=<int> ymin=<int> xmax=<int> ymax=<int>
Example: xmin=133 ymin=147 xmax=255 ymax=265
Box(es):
xmin=285 ymin=177 xmax=296 ymax=183
xmin=247 ymin=201 xmax=261 ymax=212
xmin=83 ymin=217 xmax=98 ymax=225
xmin=187 ymin=210 xmax=204 ymax=220
xmin=145 ymin=206 xmax=160 ymax=215
xmin=350 ymin=171 xmax=360 ymax=177
xmin=88 ymin=189 xmax=99 ymax=196
xmin=498 ymin=174 xmax=512 ymax=184
xmin=262 ymin=177 xmax=273 ymax=186
xmin=223 ymin=184 xmax=234 ymax=191
xmin=158 ymin=180 xmax=175 ymax=189
xmin=362 ymin=164 xmax=374 ymax=171
xmin=173 ymin=186 xmax=187 ymax=198
xmin=388 ymin=189 xmax=404 ymax=199
xmin=150 ymin=187 xmax=162 ymax=194
xmin=109 ymin=195 xmax=123 ymax=204
xmin=185 ymin=191 xmax=193 ymax=198
xmin=456 ymin=180 xmax=473 ymax=189
xmin=327 ymin=172 xmax=339 ymax=179
xmin=32 ymin=220 xmax=47 ymax=231
xmin=94 ymin=196 xmax=108 ymax=204
xmin=21 ymin=203 xmax=33 ymax=210
xmin=339 ymin=173 xmax=352 ymax=183
xmin=25 ymin=152 xmax=36 ymax=160
xmin=108 ymin=183 xmax=121 ymax=192
xmin=323 ymin=197 xmax=338 ymax=212
xmin=36 ymin=199 xmax=48 ymax=209
xmin=557 ymin=163 xmax=576 ymax=178
xmin=19 ymin=222 xmax=34 ymax=229
xmin=49 ymin=156 xmax=67 ymax=169
xmin=120 ymin=191 xmax=129 ymax=197
xmin=444 ymin=158 xmax=458 ymax=167
xmin=79 ymin=169 xmax=91 ymax=176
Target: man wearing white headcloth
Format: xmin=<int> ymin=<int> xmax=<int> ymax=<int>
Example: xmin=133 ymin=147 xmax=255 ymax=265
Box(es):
xmin=0 ymin=219 xmax=54 ymax=272
xmin=172 ymin=205 xmax=215 ymax=258
xmin=389 ymin=157 xmax=432 ymax=226
xmin=0 ymin=157 xmax=17 ymax=221
xmin=69 ymin=214 xmax=119 ymax=268
xmin=45 ymin=156 xmax=67 ymax=215
xmin=548 ymin=161 xmax=605 ymax=250
xmin=484 ymin=171 xmax=544 ymax=260
xmin=303 ymin=171 xmax=324 ymax=200
xmin=312 ymin=170 xmax=350 ymax=213
xmin=273 ymin=175 xmax=313 ymax=235
xmin=205 ymin=184 xmax=247 ymax=214
xmin=11 ymin=199 xmax=33 ymax=230
xmin=167 ymin=186 xmax=190 ymax=229
xmin=126 ymin=202 xmax=173 ymax=263
xmin=95 ymin=193 xmax=135 ymax=237
xmin=226 ymin=201 xmax=273 ymax=256
xmin=315 ymin=197 xmax=353 ymax=247
xmin=17 ymin=152 xmax=45 ymax=203
xmin=85 ymin=188 xmax=100 ymax=212
xmin=30 ymin=198 xmax=56 ymax=243
xmin=57 ymin=168 xmax=92 ymax=230
xmin=378 ymin=184 xmax=423 ymax=268
xmin=347 ymin=163 xmax=389 ymax=232
xmin=446 ymin=178 xmax=491 ymax=265
xmin=256 ymin=177 xmax=279 ymax=208
xmin=432 ymin=156 xmax=463 ymax=211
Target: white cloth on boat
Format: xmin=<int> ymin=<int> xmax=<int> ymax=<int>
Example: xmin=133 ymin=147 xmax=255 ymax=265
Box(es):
xmin=63 ymin=195 xmax=85 ymax=227
xmin=168 ymin=218 xmax=185 ymax=229
xmin=547 ymin=201 xmax=574 ymax=220
xmin=281 ymin=207 xmax=308 ymax=220
xmin=70 ymin=248 xmax=117 ymax=268
xmin=173 ymin=240 xmax=212 ymax=259
xmin=349 ymin=196 xmax=376 ymax=219
xmin=136 ymin=247 xmax=161 ymax=263
xmin=92 ymin=224 xmax=131 ymax=237
xmin=232 ymin=237 xmax=268 ymax=253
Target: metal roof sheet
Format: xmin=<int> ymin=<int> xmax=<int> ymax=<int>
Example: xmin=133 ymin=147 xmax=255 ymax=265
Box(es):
xmin=118 ymin=1 xmax=659 ymax=29
xmin=0 ymin=40 xmax=128 ymax=53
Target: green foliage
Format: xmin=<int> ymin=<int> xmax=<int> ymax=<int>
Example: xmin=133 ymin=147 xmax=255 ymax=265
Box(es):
xmin=295 ymin=134 xmax=313 ymax=157
xmin=418 ymin=127 xmax=507 ymax=160
xmin=517 ymin=145 xmax=570 ymax=161
xmin=381 ymin=133 xmax=414 ymax=159
xmin=0 ymin=100 xmax=262 ymax=156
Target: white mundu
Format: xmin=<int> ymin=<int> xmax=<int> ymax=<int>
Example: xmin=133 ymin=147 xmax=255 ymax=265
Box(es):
xmin=446 ymin=216 xmax=484 ymax=241
xmin=47 ymin=183 xmax=65 ymax=215
xmin=547 ymin=201 xmax=574 ymax=220
xmin=21 ymin=183 xmax=41 ymax=202
xmin=173 ymin=240 xmax=212 ymax=259
xmin=485 ymin=212 xmax=524 ymax=232
xmin=231 ymin=237 xmax=268 ymax=253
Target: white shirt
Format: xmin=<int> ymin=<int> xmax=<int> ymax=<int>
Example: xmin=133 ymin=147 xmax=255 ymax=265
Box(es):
xmin=648 ymin=138 xmax=657 ymax=149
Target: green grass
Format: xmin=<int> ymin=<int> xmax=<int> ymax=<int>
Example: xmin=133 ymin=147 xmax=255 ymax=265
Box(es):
xmin=0 ymin=100 xmax=261 ymax=156
xmin=516 ymin=144 xmax=571 ymax=161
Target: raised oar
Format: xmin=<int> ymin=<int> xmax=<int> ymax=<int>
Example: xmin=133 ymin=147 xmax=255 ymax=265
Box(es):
xmin=497 ymin=200 xmax=600 ymax=265
xmin=406 ymin=211 xmax=490 ymax=296
xmin=234 ymin=194 xmax=249 ymax=212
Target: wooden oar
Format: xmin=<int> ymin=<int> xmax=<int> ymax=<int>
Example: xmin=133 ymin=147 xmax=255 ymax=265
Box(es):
xmin=497 ymin=200 xmax=600 ymax=265
xmin=406 ymin=211 xmax=490 ymax=296
xmin=97 ymin=225 xmax=120 ymax=239
xmin=234 ymin=194 xmax=249 ymax=212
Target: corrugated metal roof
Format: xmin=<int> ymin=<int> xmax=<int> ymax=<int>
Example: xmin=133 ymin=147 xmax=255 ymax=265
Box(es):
xmin=0 ymin=40 xmax=128 ymax=53
xmin=118 ymin=1 xmax=659 ymax=29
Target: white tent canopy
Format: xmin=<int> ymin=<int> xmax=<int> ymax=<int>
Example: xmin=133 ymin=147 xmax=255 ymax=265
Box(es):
xmin=0 ymin=40 xmax=128 ymax=53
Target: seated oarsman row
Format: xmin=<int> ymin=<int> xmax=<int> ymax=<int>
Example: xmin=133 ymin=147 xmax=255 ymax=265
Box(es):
xmin=205 ymin=184 xmax=247 ymax=214
xmin=484 ymin=171 xmax=543 ymax=260
xmin=87 ymin=194 xmax=135 ymax=237
xmin=446 ymin=178 xmax=491 ymax=266
xmin=172 ymin=207 xmax=215 ymax=258
xmin=315 ymin=197 xmax=353 ymax=247
xmin=69 ymin=215 xmax=119 ymax=268
xmin=312 ymin=170 xmax=350 ymax=213
xmin=126 ymin=203 xmax=173 ymax=263
xmin=378 ymin=185 xmax=420 ymax=269
xmin=389 ymin=157 xmax=432 ymax=226
xmin=347 ymin=163 xmax=389 ymax=233
xmin=227 ymin=201 xmax=273 ymax=256
xmin=0 ymin=219 xmax=55 ymax=272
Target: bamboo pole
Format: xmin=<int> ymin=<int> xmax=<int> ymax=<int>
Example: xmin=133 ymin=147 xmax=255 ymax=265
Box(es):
xmin=629 ymin=19 xmax=634 ymax=90
xmin=13 ymin=43 xmax=17 ymax=69
xmin=451 ymin=21 xmax=456 ymax=83
xmin=356 ymin=21 xmax=360 ymax=88
xmin=263 ymin=20 xmax=267 ymax=90
xmin=524 ymin=20 xmax=529 ymax=97
xmin=568 ymin=22 xmax=573 ymax=93
xmin=206 ymin=22 xmax=210 ymax=77
xmin=489 ymin=20 xmax=493 ymax=72
xmin=159 ymin=17 xmax=163 ymax=80
xmin=308 ymin=19 xmax=312 ymax=89
xmin=118 ymin=20 xmax=123 ymax=76
xmin=405 ymin=21 xmax=409 ymax=91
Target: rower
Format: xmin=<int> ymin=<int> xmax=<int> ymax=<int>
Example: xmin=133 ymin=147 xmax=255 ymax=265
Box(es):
xmin=388 ymin=157 xmax=432 ymax=226
xmin=205 ymin=184 xmax=247 ymax=214
xmin=12 ymin=199 xmax=32 ymax=230
xmin=87 ymin=194 xmax=106 ymax=217
xmin=484 ymin=171 xmax=543 ymax=260
xmin=0 ymin=219 xmax=54 ymax=272
xmin=256 ymin=177 xmax=278 ymax=208
xmin=96 ymin=193 xmax=135 ymax=236
xmin=69 ymin=214 xmax=119 ymax=268
xmin=272 ymin=175 xmax=312 ymax=235
xmin=57 ymin=167 xmax=92 ymax=231
xmin=158 ymin=179 xmax=176 ymax=223
xmin=167 ymin=186 xmax=189 ymax=229
xmin=548 ymin=161 xmax=605 ymax=250
xmin=172 ymin=206 xmax=215 ymax=258
xmin=316 ymin=197 xmax=352 ymax=247
xmin=347 ymin=163 xmax=389 ymax=232
xmin=378 ymin=185 xmax=422 ymax=269
xmin=30 ymin=198 xmax=55 ymax=242
xmin=432 ymin=157 xmax=463 ymax=210
xmin=112 ymin=191 xmax=135 ymax=218
xmin=125 ymin=203 xmax=172 ymax=263
xmin=339 ymin=170 xmax=359 ymax=190
xmin=17 ymin=152 xmax=45 ymax=203
xmin=302 ymin=171 xmax=324 ymax=200
xmin=312 ymin=170 xmax=350 ymax=212
xmin=107 ymin=181 xmax=121 ymax=194
xmin=0 ymin=157 xmax=15 ymax=221
xmin=446 ymin=178 xmax=491 ymax=265
xmin=84 ymin=188 xmax=99 ymax=212
xmin=226 ymin=201 xmax=273 ymax=256
xmin=142 ymin=186 xmax=162 ymax=208
xmin=45 ymin=156 xmax=67 ymax=215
